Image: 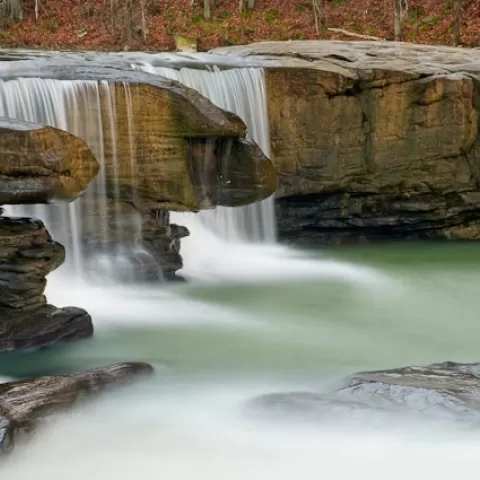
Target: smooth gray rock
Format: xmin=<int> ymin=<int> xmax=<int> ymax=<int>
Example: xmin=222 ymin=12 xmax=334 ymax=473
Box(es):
xmin=249 ymin=361 xmax=480 ymax=426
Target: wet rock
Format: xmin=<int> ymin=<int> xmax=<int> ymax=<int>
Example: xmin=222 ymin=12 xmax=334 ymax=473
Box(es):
xmin=0 ymin=62 xmax=276 ymax=211
xmin=0 ymin=216 xmax=93 ymax=352
xmin=0 ymin=305 xmax=93 ymax=352
xmin=66 ymin=199 xmax=189 ymax=281
xmin=0 ymin=362 xmax=154 ymax=454
xmin=0 ymin=117 xmax=98 ymax=204
xmin=212 ymin=41 xmax=480 ymax=244
xmin=249 ymin=361 xmax=480 ymax=426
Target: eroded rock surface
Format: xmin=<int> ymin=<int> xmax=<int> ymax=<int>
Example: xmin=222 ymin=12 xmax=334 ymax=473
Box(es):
xmin=0 ymin=362 xmax=154 ymax=454
xmin=0 ymin=62 xmax=276 ymax=212
xmin=249 ymin=361 xmax=480 ymax=426
xmin=0 ymin=216 xmax=93 ymax=352
xmin=212 ymin=41 xmax=480 ymax=244
xmin=0 ymin=117 xmax=99 ymax=204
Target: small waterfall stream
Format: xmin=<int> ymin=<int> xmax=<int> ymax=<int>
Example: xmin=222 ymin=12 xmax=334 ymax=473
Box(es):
xmin=0 ymin=78 xmax=153 ymax=281
xmin=135 ymin=64 xmax=276 ymax=244
xmin=0 ymin=63 xmax=276 ymax=281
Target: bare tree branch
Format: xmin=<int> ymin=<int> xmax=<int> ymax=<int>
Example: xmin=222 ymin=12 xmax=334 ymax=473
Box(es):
xmin=328 ymin=27 xmax=382 ymax=40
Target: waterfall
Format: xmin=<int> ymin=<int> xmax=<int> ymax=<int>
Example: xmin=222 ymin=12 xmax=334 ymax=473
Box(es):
xmin=135 ymin=64 xmax=276 ymax=244
xmin=0 ymin=62 xmax=276 ymax=282
xmin=0 ymin=78 xmax=155 ymax=282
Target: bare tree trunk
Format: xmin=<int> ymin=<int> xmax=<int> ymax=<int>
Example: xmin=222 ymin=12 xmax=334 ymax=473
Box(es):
xmin=110 ymin=0 xmax=115 ymax=35
xmin=123 ymin=0 xmax=133 ymax=48
xmin=312 ymin=0 xmax=322 ymax=36
xmin=393 ymin=0 xmax=402 ymax=41
xmin=247 ymin=0 xmax=255 ymax=8
xmin=0 ymin=0 xmax=23 ymax=22
xmin=453 ymin=0 xmax=462 ymax=46
xmin=35 ymin=0 xmax=39 ymax=23
xmin=203 ymin=0 xmax=212 ymax=19
xmin=140 ymin=0 xmax=148 ymax=41
xmin=238 ymin=0 xmax=244 ymax=12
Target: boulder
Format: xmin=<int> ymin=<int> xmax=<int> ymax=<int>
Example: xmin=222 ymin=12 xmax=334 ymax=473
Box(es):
xmin=0 ymin=362 xmax=153 ymax=454
xmin=0 ymin=62 xmax=276 ymax=211
xmin=0 ymin=216 xmax=93 ymax=352
xmin=212 ymin=41 xmax=480 ymax=244
xmin=0 ymin=117 xmax=99 ymax=204
xmin=249 ymin=361 xmax=480 ymax=426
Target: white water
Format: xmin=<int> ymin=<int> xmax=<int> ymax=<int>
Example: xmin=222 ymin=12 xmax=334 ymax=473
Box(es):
xmin=0 ymin=78 xmax=154 ymax=281
xmin=2 ymin=389 xmax=480 ymax=480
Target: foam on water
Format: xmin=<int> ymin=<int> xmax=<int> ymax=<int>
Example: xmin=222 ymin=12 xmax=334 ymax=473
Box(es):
xmin=171 ymin=211 xmax=389 ymax=287
xmin=2 ymin=382 xmax=480 ymax=480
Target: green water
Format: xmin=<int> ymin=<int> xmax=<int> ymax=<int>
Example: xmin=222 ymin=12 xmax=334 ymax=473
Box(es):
xmin=3 ymin=243 xmax=480 ymax=381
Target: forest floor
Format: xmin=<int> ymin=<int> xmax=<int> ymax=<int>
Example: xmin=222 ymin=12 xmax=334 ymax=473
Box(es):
xmin=1 ymin=0 xmax=480 ymax=51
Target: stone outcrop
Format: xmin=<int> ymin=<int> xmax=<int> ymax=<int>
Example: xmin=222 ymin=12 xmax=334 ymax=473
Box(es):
xmin=249 ymin=361 xmax=480 ymax=426
xmin=0 ymin=60 xmax=277 ymax=279
xmin=0 ymin=61 xmax=277 ymax=212
xmin=212 ymin=41 xmax=480 ymax=244
xmin=0 ymin=362 xmax=153 ymax=454
xmin=0 ymin=117 xmax=98 ymax=351
xmin=0 ymin=117 xmax=99 ymax=204
xmin=0 ymin=215 xmax=93 ymax=352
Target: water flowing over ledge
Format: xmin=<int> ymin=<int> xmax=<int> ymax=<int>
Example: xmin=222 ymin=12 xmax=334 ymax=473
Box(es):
xmin=0 ymin=61 xmax=276 ymax=282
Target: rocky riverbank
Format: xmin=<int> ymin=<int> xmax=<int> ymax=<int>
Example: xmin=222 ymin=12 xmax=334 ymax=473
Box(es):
xmin=211 ymin=41 xmax=480 ymax=245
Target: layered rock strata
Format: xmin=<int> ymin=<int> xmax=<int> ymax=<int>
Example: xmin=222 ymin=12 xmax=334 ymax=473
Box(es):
xmin=0 ymin=118 xmax=98 ymax=352
xmin=0 ymin=216 xmax=93 ymax=352
xmin=212 ymin=41 xmax=480 ymax=244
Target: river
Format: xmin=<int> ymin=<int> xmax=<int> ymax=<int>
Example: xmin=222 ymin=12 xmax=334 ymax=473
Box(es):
xmin=2 ymin=224 xmax=480 ymax=478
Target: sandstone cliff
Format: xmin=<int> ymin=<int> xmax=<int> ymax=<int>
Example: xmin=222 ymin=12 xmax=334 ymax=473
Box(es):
xmin=213 ymin=41 xmax=480 ymax=244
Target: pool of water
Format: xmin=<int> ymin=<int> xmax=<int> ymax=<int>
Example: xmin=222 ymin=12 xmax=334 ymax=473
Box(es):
xmin=2 ymin=242 xmax=480 ymax=479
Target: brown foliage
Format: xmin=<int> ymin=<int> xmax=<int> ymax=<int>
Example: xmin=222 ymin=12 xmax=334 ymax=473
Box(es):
xmin=0 ymin=0 xmax=479 ymax=51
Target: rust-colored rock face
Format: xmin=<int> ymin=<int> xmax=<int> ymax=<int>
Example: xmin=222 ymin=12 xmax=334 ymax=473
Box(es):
xmin=0 ymin=117 xmax=99 ymax=204
xmin=212 ymin=41 xmax=480 ymax=244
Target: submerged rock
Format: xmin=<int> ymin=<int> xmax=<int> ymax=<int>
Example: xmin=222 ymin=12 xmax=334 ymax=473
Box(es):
xmin=249 ymin=361 xmax=480 ymax=426
xmin=0 ymin=216 xmax=93 ymax=352
xmin=0 ymin=362 xmax=154 ymax=454
xmin=0 ymin=117 xmax=98 ymax=204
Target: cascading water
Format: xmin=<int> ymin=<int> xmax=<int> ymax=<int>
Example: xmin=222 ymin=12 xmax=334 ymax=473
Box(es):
xmin=135 ymin=63 xmax=276 ymax=244
xmin=0 ymin=63 xmax=277 ymax=283
xmin=0 ymin=78 xmax=155 ymax=282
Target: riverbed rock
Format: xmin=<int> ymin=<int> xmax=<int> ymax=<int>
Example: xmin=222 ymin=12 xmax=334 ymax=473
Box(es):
xmin=0 ymin=216 xmax=93 ymax=352
xmin=0 ymin=362 xmax=154 ymax=454
xmin=0 ymin=117 xmax=99 ymax=204
xmin=212 ymin=41 xmax=480 ymax=244
xmin=249 ymin=361 xmax=480 ymax=426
